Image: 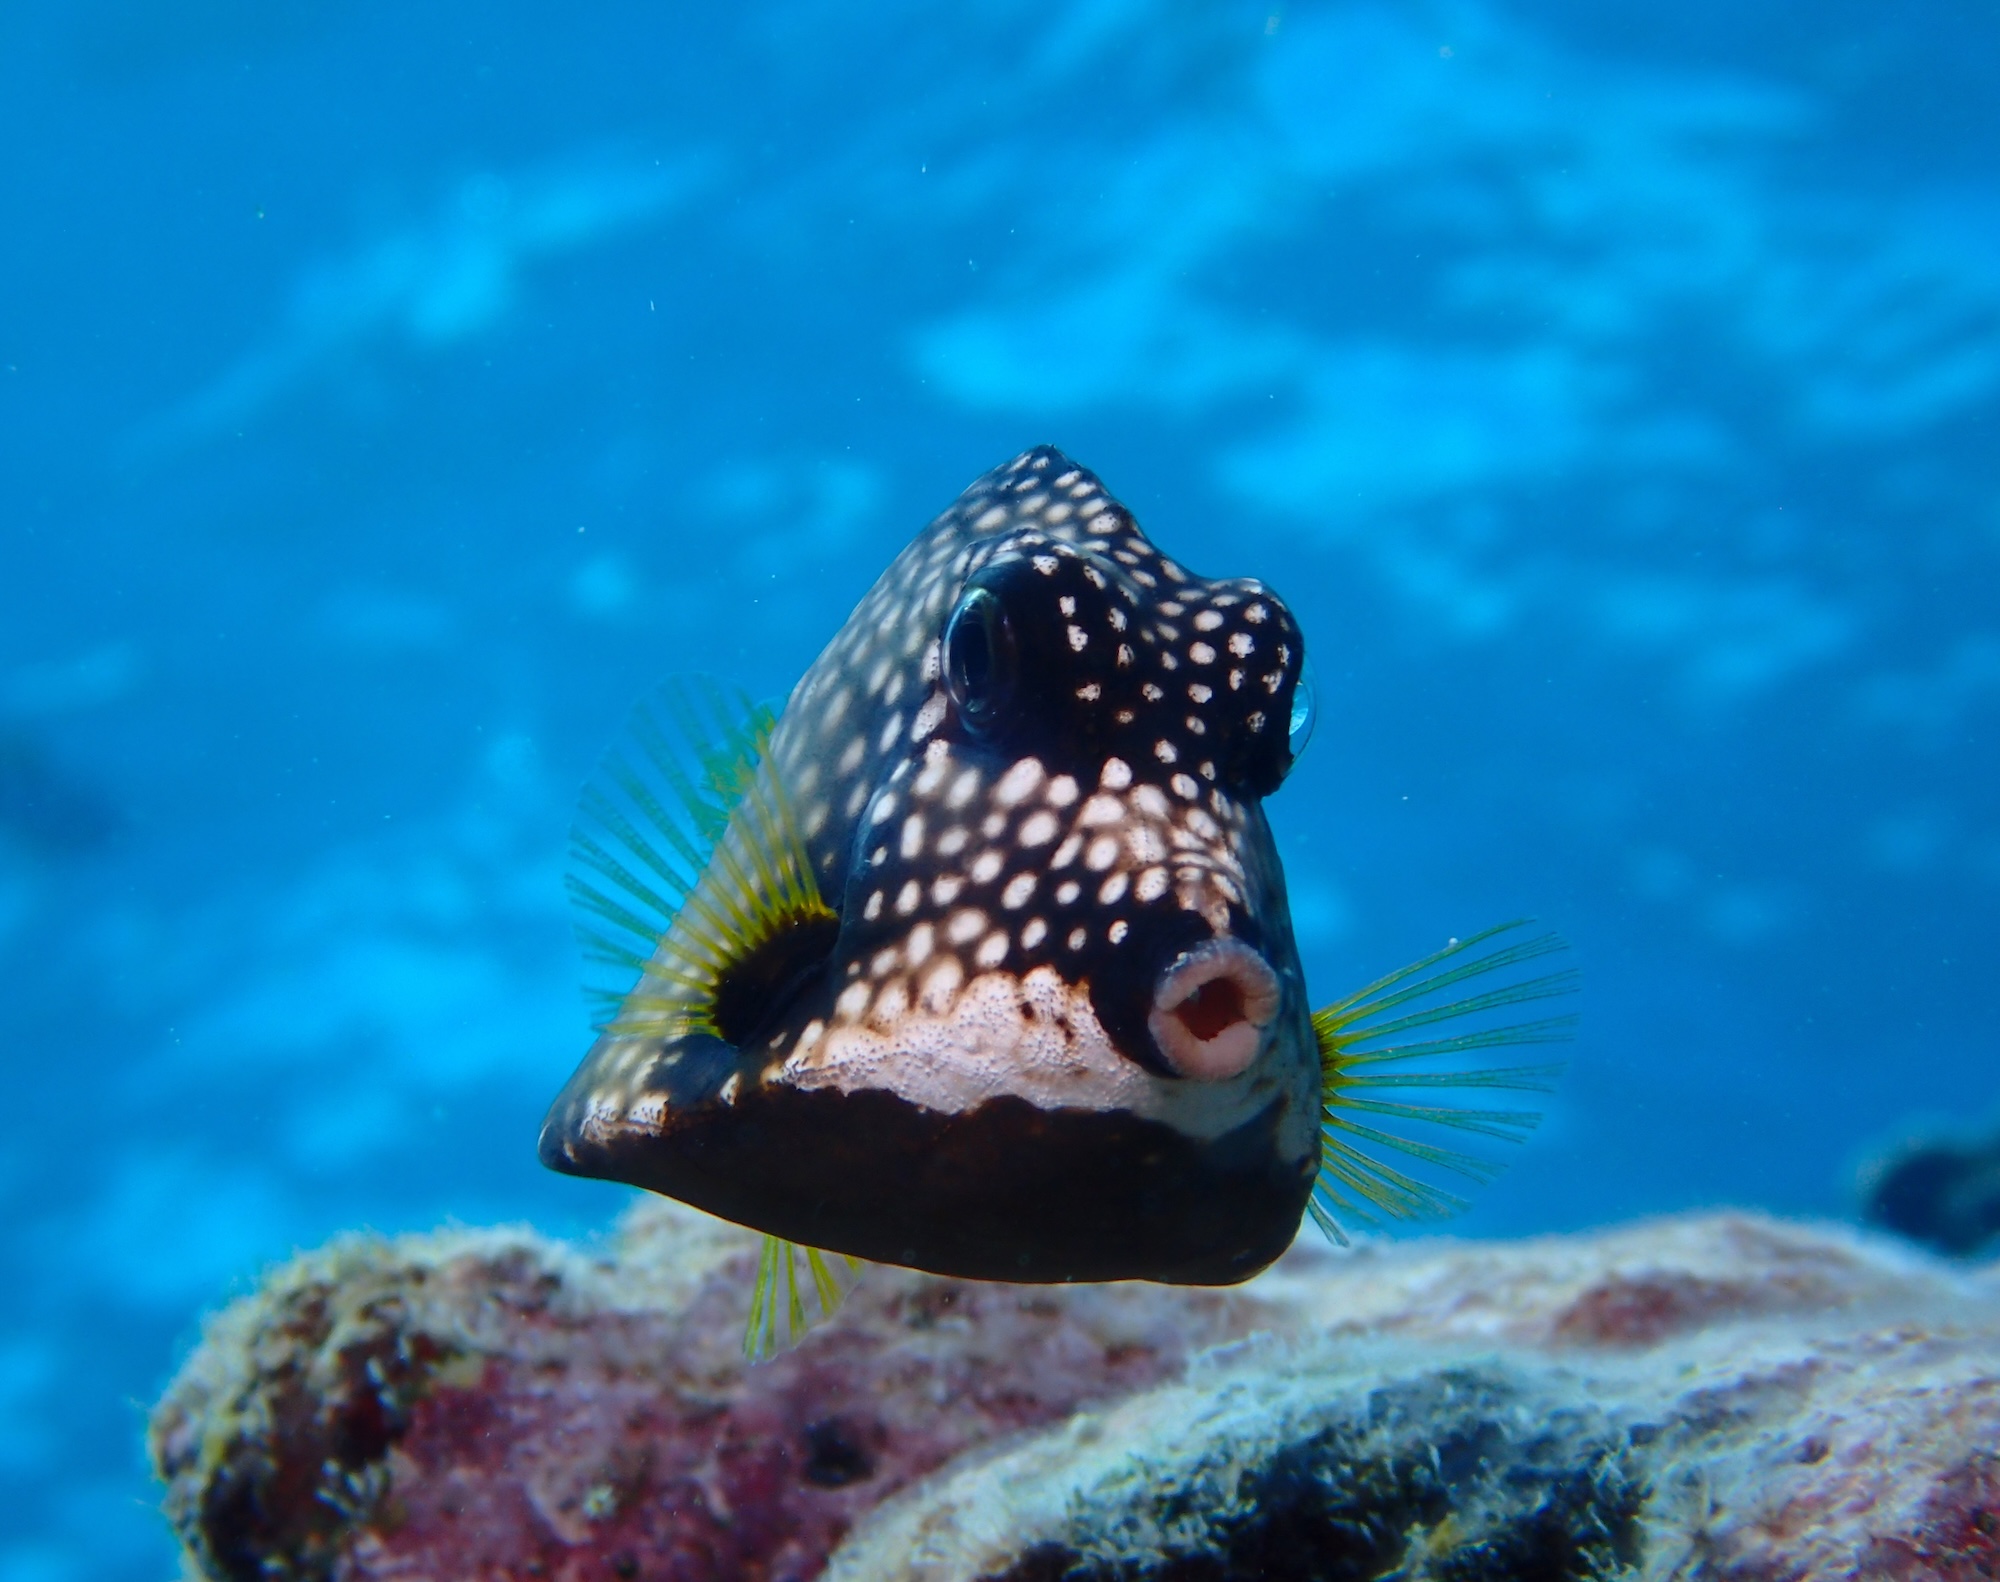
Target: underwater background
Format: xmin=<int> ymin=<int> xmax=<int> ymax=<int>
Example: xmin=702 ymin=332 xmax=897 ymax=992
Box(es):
xmin=2 ymin=0 xmax=1997 ymax=1574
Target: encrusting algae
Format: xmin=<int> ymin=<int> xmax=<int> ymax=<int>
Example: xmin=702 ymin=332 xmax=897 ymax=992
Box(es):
xmin=147 ymin=1203 xmax=2000 ymax=1582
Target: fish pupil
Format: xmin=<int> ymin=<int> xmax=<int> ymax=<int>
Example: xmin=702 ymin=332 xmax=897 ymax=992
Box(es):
xmin=943 ymin=584 xmax=1016 ymax=734
xmin=710 ymin=913 xmax=841 ymax=1048
xmin=1175 ymin=977 xmax=1247 ymax=1042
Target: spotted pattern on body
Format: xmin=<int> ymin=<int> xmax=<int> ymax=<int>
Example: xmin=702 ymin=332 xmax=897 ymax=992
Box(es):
xmin=542 ymin=447 xmax=1318 ymax=1285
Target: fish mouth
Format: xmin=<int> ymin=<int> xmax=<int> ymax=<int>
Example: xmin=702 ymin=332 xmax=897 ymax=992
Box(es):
xmin=1146 ymin=938 xmax=1281 ymax=1082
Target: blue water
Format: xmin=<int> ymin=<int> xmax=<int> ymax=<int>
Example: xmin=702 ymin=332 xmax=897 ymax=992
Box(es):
xmin=2 ymin=2 xmax=1996 ymax=1573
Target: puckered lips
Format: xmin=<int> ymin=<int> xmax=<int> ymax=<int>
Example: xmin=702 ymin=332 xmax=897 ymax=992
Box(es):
xmin=1147 ymin=937 xmax=1281 ymax=1081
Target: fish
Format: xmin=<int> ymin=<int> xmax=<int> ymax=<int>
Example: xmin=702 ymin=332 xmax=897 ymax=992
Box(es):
xmin=539 ymin=446 xmax=1572 ymax=1354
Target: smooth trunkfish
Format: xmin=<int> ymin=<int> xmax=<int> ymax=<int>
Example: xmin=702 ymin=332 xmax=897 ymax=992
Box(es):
xmin=540 ymin=447 xmax=1574 ymax=1355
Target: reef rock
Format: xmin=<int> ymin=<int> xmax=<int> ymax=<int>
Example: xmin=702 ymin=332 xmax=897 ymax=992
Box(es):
xmin=150 ymin=1206 xmax=2000 ymax=1582
xmin=146 ymin=1199 xmax=1292 ymax=1582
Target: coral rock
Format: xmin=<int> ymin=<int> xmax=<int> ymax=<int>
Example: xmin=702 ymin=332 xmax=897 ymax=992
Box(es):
xmin=147 ymin=1200 xmax=1290 ymax=1582
xmin=834 ymin=1214 xmax=2000 ymax=1581
xmin=150 ymin=1207 xmax=2000 ymax=1582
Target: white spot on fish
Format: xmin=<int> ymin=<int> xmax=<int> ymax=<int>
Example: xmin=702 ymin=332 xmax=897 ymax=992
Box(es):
xmin=919 ymin=957 xmax=964 ymax=1010
xmin=1080 ymin=795 xmax=1122 ymax=827
xmin=995 ymin=758 xmax=1044 ymax=806
xmin=947 ymin=908 xmax=986 ymax=945
xmin=911 ymin=693 xmax=948 ymax=741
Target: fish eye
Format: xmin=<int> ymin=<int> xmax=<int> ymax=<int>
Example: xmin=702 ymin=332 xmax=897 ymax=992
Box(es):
xmin=1288 ymin=657 xmax=1317 ymax=760
xmin=943 ymin=584 xmax=1018 ymax=736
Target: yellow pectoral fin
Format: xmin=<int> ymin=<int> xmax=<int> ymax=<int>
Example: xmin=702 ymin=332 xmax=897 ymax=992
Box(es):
xmin=565 ymin=675 xmax=836 ymax=1045
xmin=1310 ymin=920 xmax=1575 ymax=1245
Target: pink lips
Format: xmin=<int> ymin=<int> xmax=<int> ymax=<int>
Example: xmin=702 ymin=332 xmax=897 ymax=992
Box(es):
xmin=1146 ymin=938 xmax=1281 ymax=1081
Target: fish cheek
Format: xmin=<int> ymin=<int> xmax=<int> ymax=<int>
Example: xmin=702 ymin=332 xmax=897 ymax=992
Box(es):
xmin=1084 ymin=902 xmax=1214 ymax=1078
xmin=645 ymin=1033 xmax=740 ymax=1112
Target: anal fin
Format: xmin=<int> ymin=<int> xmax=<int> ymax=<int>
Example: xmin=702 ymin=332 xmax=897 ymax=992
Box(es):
xmin=744 ymin=1235 xmax=862 ymax=1361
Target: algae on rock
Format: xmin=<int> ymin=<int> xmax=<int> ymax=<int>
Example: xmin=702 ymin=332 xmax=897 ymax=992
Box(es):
xmin=825 ymin=1344 xmax=1648 ymax=1582
xmin=149 ymin=1207 xmax=2000 ymax=1582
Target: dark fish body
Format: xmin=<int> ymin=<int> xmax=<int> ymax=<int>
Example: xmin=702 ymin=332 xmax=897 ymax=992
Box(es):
xmin=542 ymin=447 xmax=1321 ymax=1284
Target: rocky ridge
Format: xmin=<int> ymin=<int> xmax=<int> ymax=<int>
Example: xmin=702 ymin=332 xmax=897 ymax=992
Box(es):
xmin=149 ymin=1205 xmax=2000 ymax=1580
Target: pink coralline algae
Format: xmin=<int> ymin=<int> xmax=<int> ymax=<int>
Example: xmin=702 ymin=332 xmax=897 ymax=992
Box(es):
xmin=149 ymin=1204 xmax=2000 ymax=1582
xmin=146 ymin=1200 xmax=1292 ymax=1582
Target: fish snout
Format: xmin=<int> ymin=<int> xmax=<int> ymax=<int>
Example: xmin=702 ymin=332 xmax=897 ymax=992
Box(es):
xmin=1146 ymin=937 xmax=1281 ymax=1081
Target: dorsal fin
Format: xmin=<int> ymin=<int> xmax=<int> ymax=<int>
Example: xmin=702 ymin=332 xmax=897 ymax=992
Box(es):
xmin=563 ymin=674 xmax=861 ymax=1359
xmin=1309 ymin=920 xmax=1575 ymax=1244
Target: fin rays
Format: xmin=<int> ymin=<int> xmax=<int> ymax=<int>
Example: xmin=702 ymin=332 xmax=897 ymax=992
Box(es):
xmin=1310 ymin=920 xmax=1574 ymax=1246
xmin=744 ymin=1236 xmax=862 ymax=1362
xmin=563 ymin=676 xmax=835 ymax=1046
xmin=562 ymin=675 xmax=860 ymax=1360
